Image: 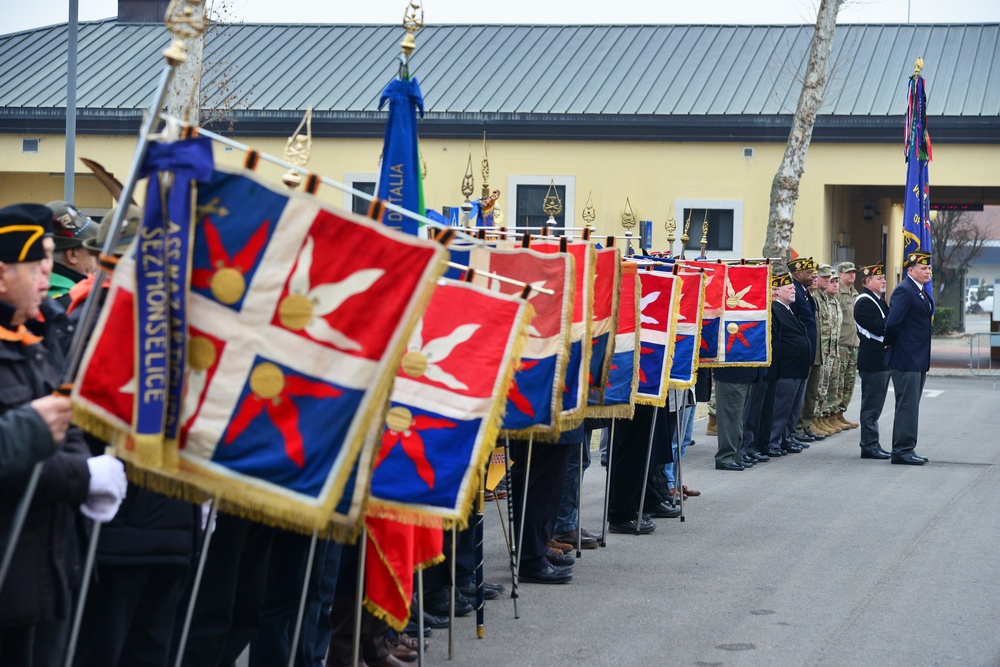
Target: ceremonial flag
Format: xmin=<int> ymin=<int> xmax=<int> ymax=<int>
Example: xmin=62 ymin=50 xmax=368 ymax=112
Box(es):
xmin=682 ymin=259 xmax=726 ymax=363
xmin=377 ymin=76 xmax=425 ymax=236
xmin=587 ymin=245 xmax=621 ymax=404
xmin=903 ymin=67 xmax=934 ymax=297
xmin=532 ymin=240 xmax=594 ymax=430
xmin=364 ymin=514 xmax=443 ymax=630
xmin=467 ymin=245 xmax=574 ymax=440
xmin=74 ymin=166 xmax=447 ymax=536
xmin=367 ymin=279 xmax=533 ymax=527
xmin=713 ymin=263 xmax=772 ymax=366
xmin=668 ymin=270 xmax=705 ymax=388
xmin=635 ymin=268 xmax=681 ymax=407
xmin=593 ymin=260 xmax=640 ymax=418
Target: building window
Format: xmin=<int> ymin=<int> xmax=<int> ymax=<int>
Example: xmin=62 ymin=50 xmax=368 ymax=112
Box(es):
xmin=343 ymin=173 xmax=377 ymax=216
xmin=22 ymin=138 xmax=39 ymax=153
xmin=673 ymin=199 xmax=744 ymax=260
xmin=508 ymin=176 xmax=575 ymax=232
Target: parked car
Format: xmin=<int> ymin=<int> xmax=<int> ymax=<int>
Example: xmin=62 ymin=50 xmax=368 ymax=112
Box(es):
xmin=967 ymin=285 xmax=995 ymax=313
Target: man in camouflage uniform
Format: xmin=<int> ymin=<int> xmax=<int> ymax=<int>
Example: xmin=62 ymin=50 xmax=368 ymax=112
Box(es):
xmin=832 ymin=262 xmax=860 ymax=429
xmin=809 ymin=265 xmax=841 ymax=436
xmin=817 ymin=272 xmax=843 ymax=434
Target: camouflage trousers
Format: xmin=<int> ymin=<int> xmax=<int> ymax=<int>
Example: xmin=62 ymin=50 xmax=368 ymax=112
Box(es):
xmin=818 ymin=345 xmax=841 ymax=417
xmin=835 ymin=345 xmax=858 ymax=413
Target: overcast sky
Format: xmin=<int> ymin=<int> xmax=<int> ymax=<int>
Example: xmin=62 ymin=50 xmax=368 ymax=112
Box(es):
xmin=6 ymin=0 xmax=999 ymax=34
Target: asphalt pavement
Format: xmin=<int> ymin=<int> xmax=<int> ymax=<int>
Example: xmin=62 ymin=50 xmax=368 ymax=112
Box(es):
xmin=434 ymin=363 xmax=1000 ymax=666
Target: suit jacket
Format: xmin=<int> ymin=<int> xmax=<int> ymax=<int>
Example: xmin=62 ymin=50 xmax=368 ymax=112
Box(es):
xmin=791 ymin=280 xmax=818 ymax=363
xmin=883 ymin=277 xmax=934 ymax=372
xmin=854 ymin=287 xmax=890 ymax=372
xmin=770 ymin=301 xmax=812 ymax=380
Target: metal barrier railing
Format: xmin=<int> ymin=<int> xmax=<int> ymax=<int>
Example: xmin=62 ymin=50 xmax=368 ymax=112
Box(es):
xmin=969 ymin=332 xmax=1000 ymax=389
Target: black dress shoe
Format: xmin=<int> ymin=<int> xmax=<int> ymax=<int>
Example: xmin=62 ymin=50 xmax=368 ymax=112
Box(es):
xmin=740 ymin=455 xmax=757 ymax=466
xmin=648 ymin=501 xmax=681 ymax=518
xmin=424 ymin=590 xmax=473 ymax=618
xmin=764 ymin=448 xmax=784 ymax=457
xmin=458 ymin=581 xmax=504 ymax=600
xmin=546 ymin=548 xmax=575 ymax=567
xmin=608 ymin=518 xmax=656 ymax=534
xmin=795 ymin=432 xmax=816 ymax=442
xmin=715 ymin=461 xmax=745 ymax=471
xmin=803 ymin=429 xmax=825 ymax=441
xmin=519 ymin=562 xmax=573 ymax=584
xmin=913 ymin=453 xmax=929 ymax=462
xmin=788 ymin=437 xmax=810 ymax=449
xmin=860 ymin=447 xmax=891 ymax=460
xmin=891 ymin=452 xmax=926 ymax=465
xmin=781 ymin=444 xmax=803 ymax=453
xmin=752 ymin=452 xmax=770 ymax=462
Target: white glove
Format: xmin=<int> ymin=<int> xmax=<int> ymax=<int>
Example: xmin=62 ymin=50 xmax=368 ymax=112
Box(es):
xmin=86 ymin=454 xmax=127 ymax=499
xmin=80 ymin=493 xmax=123 ymax=523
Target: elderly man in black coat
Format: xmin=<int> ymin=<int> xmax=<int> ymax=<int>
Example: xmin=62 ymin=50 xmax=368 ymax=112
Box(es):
xmin=765 ymin=272 xmax=813 ymax=456
xmin=883 ymin=251 xmax=934 ymax=465
xmin=853 ymin=264 xmax=893 ymax=460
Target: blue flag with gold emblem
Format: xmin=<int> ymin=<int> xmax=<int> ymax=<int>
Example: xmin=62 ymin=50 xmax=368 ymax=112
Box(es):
xmin=377 ymin=76 xmax=425 ymax=236
xmin=903 ymin=69 xmax=933 ymax=296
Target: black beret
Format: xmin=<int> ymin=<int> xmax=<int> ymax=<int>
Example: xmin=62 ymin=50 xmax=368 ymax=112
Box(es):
xmin=0 ymin=203 xmax=53 ymax=263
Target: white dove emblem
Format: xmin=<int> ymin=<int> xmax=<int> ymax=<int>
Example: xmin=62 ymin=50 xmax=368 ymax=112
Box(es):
xmin=407 ymin=320 xmax=480 ymax=390
xmin=640 ymin=291 xmax=661 ymax=325
xmin=281 ymin=236 xmax=385 ymax=351
xmin=725 ymin=278 xmax=757 ymax=309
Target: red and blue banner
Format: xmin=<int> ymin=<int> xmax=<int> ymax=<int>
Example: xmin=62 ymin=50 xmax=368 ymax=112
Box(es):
xmin=367 ymin=279 xmax=532 ymax=527
xmin=592 ymin=260 xmax=639 ymax=418
xmin=713 ymin=263 xmax=772 ymax=366
xmin=74 ymin=166 xmax=447 ymax=535
xmin=635 ymin=268 xmax=680 ymax=407
xmin=668 ymin=270 xmax=705 ymax=388
xmin=466 ymin=245 xmax=573 ymax=440
xmin=586 ymin=245 xmax=620 ymax=407
xmin=903 ymin=71 xmax=933 ymax=297
xmin=682 ymin=259 xmax=726 ymax=364
xmin=532 ymin=240 xmax=594 ymax=430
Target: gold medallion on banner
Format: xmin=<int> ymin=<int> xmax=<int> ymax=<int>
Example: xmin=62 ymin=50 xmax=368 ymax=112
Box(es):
xmin=250 ymin=362 xmax=285 ymax=400
xmin=726 ymin=322 xmax=739 ymax=335
xmin=385 ymin=406 xmax=413 ymax=433
xmin=400 ymin=351 xmax=428 ymax=378
xmin=188 ymin=336 xmax=217 ymax=371
xmin=211 ymin=267 xmax=246 ymax=304
xmin=278 ymin=294 xmax=313 ymax=330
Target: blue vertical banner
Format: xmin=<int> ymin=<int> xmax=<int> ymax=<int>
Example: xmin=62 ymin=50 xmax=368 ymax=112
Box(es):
xmin=377 ymin=76 xmax=425 ymax=236
xmin=903 ymin=69 xmax=933 ymax=296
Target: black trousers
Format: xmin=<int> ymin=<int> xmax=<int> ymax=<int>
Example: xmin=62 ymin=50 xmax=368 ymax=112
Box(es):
xmin=509 ymin=441 xmax=571 ymax=572
xmin=74 ymin=563 xmax=187 ymax=667
xmin=608 ymin=405 xmax=675 ymax=523
xmin=247 ymin=531 xmax=313 ymax=667
xmin=178 ymin=515 xmax=275 ymax=667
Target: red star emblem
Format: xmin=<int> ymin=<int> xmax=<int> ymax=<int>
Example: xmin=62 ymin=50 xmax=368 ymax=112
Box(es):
xmin=192 ymin=218 xmax=270 ymax=291
xmin=507 ymin=359 xmax=540 ymax=417
xmin=375 ymin=415 xmax=457 ymax=490
xmin=725 ymin=322 xmax=761 ymax=353
xmin=638 ymin=346 xmax=654 ymax=383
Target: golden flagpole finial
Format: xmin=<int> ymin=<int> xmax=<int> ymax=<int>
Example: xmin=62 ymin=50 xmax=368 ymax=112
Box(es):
xmin=620 ymin=197 xmax=636 ymax=231
xmin=481 ymin=132 xmax=490 ymax=200
xmin=460 ymin=154 xmax=475 ymax=228
xmin=582 ymin=191 xmax=596 ymax=228
xmin=700 ymin=210 xmax=709 ymax=259
xmin=664 ymin=205 xmax=676 ymax=247
xmin=401 ymin=1 xmax=424 ymax=58
xmin=680 ymin=209 xmax=692 ymax=260
xmin=542 ymin=180 xmax=562 ymax=219
xmin=162 ymin=0 xmax=207 ymax=65
xmin=282 ymin=107 xmax=313 ymax=189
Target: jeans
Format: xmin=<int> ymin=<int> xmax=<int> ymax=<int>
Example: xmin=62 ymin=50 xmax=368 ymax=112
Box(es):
xmin=664 ymin=404 xmax=695 ymax=488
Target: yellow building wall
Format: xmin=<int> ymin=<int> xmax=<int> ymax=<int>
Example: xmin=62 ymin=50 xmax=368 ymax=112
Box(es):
xmin=3 ymin=132 xmax=998 ymax=278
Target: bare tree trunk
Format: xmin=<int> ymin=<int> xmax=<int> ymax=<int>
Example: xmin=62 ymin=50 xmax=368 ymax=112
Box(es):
xmin=762 ymin=0 xmax=843 ymax=265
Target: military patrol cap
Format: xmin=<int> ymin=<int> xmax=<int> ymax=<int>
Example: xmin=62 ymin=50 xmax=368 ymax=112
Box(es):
xmin=46 ymin=200 xmax=100 ymax=250
xmin=816 ymin=263 xmax=834 ymax=278
xmin=860 ymin=264 xmax=884 ymax=278
xmin=83 ymin=204 xmax=142 ymax=257
xmin=787 ymin=257 xmax=815 ymax=273
xmin=904 ymin=250 xmax=931 ymax=268
xmin=771 ymin=272 xmax=792 ymax=288
xmin=0 ymin=203 xmax=53 ymax=263
xmin=836 ymin=261 xmax=856 ymax=273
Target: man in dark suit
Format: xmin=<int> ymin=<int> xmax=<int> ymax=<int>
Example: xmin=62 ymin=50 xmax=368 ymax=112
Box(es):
xmin=883 ymin=251 xmax=933 ymax=465
xmin=787 ymin=257 xmax=822 ymax=442
xmin=765 ymin=272 xmax=813 ymax=455
xmin=853 ymin=264 xmax=893 ymax=460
